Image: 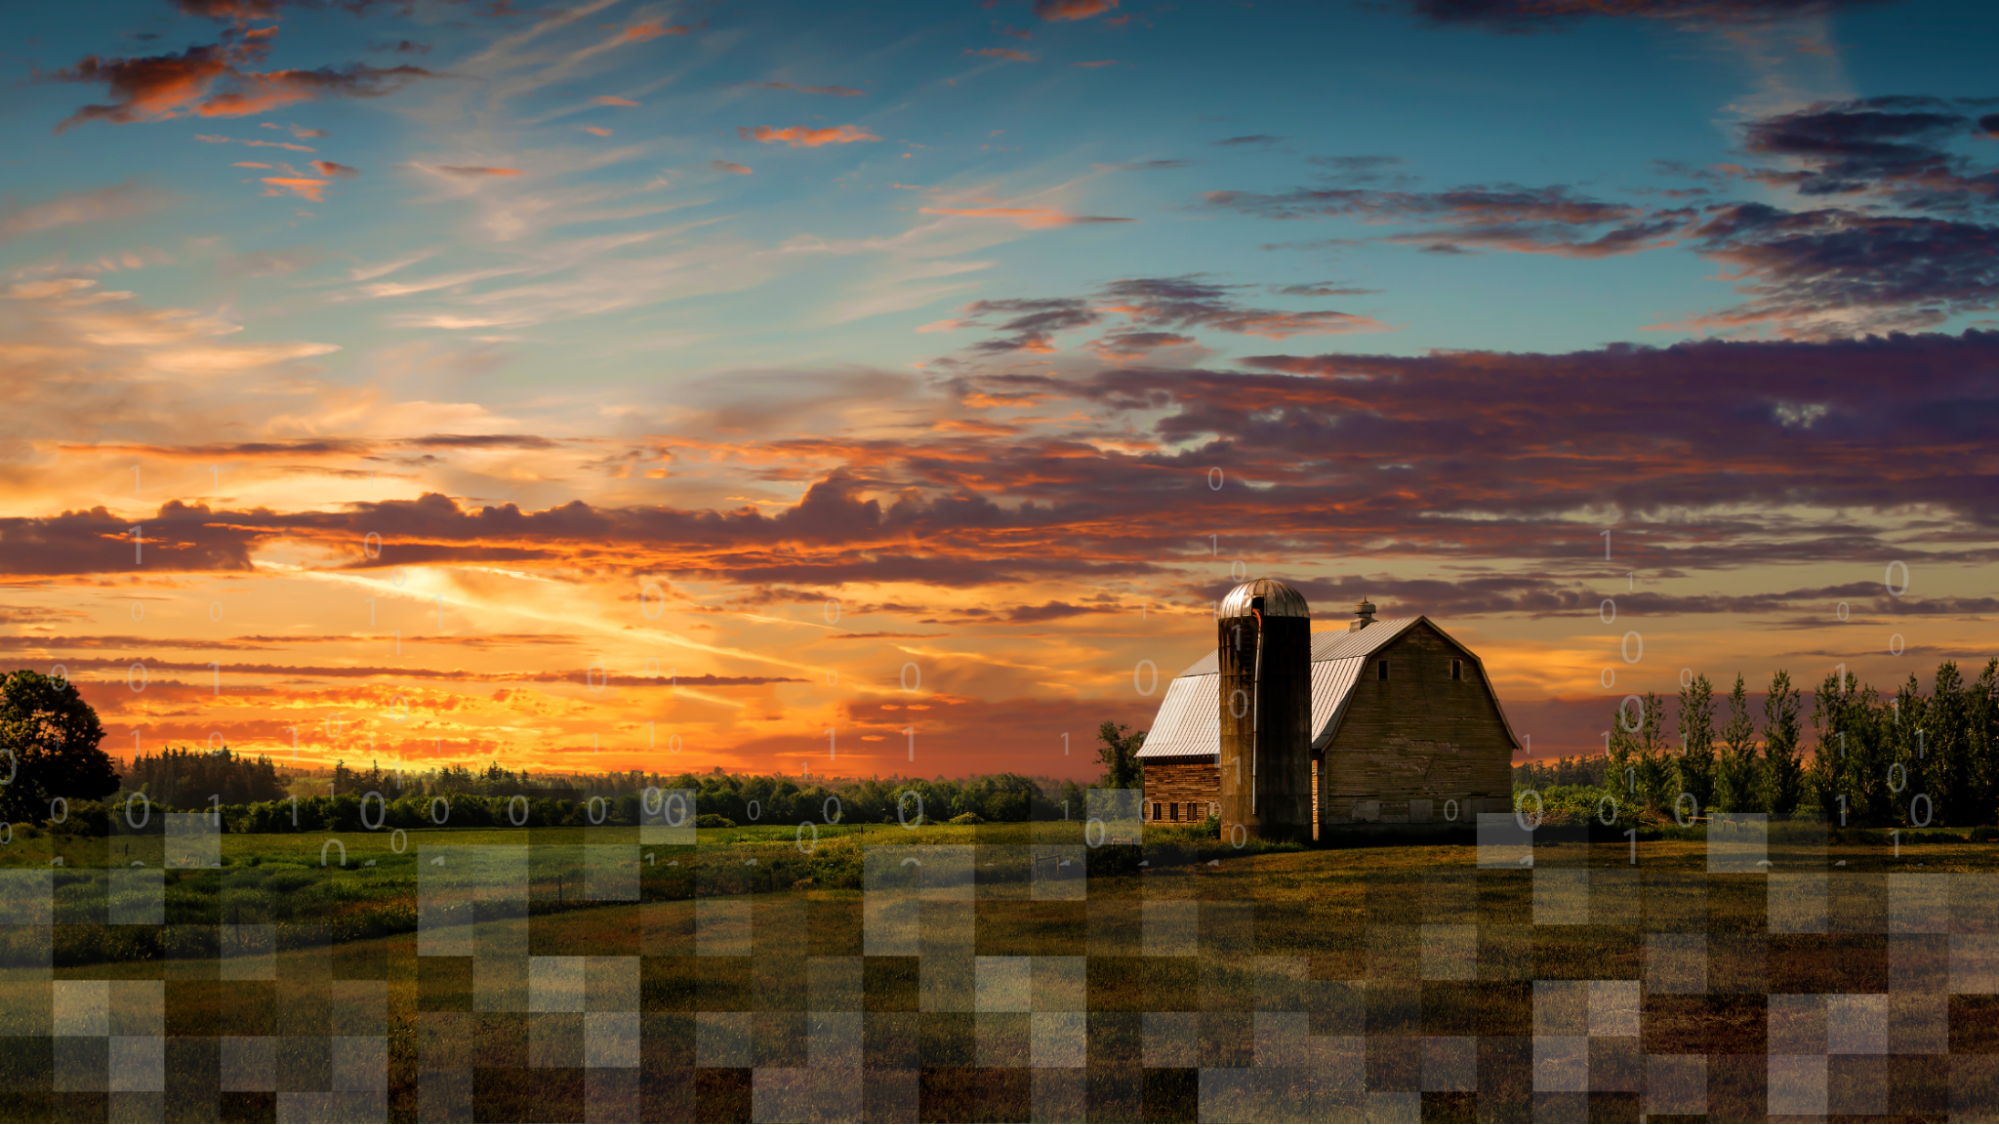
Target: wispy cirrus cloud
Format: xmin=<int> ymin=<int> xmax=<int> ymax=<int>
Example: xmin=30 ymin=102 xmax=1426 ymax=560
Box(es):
xmin=918 ymin=205 xmax=1132 ymax=229
xmin=737 ymin=124 xmax=880 ymax=147
xmin=739 ymin=81 xmax=865 ymax=97
xmin=0 ymin=181 xmax=170 ymax=241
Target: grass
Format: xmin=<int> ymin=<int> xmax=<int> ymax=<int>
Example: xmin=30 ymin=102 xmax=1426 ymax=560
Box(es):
xmin=2 ymin=818 xmax=1994 ymax=1120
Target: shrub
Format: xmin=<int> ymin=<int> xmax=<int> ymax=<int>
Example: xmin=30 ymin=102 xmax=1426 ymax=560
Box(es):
xmin=695 ymin=814 xmax=736 ymax=829
xmin=947 ymin=812 xmax=984 ymax=825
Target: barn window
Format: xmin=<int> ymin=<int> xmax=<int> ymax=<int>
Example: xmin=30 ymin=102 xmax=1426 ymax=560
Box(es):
xmin=1149 ymin=802 xmax=1159 ymax=821
xmin=1377 ymin=660 xmax=1389 ymax=681
xmin=1170 ymin=802 xmax=1180 ymax=822
xmin=1452 ymin=658 xmax=1463 ymax=681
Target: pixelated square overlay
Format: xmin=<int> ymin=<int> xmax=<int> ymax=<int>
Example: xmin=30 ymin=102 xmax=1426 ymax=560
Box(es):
xmin=862 ymin=845 xmax=974 ymax=958
xmin=1085 ymin=788 xmax=1142 ymax=845
xmin=1706 ymin=812 xmax=1768 ymax=873
xmin=639 ymin=787 xmax=696 ymax=846
xmin=1032 ymin=844 xmax=1086 ymax=900
xmin=1477 ymin=812 xmax=1533 ymax=869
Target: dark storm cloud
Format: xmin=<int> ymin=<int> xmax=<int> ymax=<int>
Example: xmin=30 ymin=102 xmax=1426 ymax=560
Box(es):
xmin=1402 ymin=0 xmax=1897 ymax=33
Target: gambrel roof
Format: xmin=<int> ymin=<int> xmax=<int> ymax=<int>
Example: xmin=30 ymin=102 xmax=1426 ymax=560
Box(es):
xmin=1134 ymin=616 xmax=1522 ymax=760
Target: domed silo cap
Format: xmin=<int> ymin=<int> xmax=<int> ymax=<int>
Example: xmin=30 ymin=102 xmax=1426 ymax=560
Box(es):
xmin=1217 ymin=577 xmax=1310 ymax=618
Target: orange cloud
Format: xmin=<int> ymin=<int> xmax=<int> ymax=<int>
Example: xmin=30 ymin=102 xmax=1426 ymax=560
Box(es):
xmin=582 ymin=126 xmax=612 ymax=136
xmin=711 ymin=160 xmax=753 ymax=175
xmin=919 ymin=206 xmax=1134 ymax=229
xmin=48 ymin=38 xmax=436 ymax=131
xmin=310 ymin=159 xmax=358 ymax=177
xmin=622 ymin=22 xmax=692 ymax=41
xmin=593 ymin=96 xmax=640 ymax=106
xmin=437 ymin=166 xmax=524 ymax=177
xmin=261 ymin=176 xmax=328 ymax=201
xmin=1072 ymin=59 xmax=1119 ymax=68
xmin=737 ymin=124 xmax=880 ymax=147
xmin=232 ymin=161 xmax=272 ymax=168
xmin=965 ymin=48 xmax=1035 ymax=62
xmin=1035 ymin=0 xmax=1119 ymax=20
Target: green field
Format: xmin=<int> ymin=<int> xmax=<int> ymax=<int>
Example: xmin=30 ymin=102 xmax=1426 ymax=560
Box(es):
xmin=2 ymin=822 xmax=1994 ymax=1120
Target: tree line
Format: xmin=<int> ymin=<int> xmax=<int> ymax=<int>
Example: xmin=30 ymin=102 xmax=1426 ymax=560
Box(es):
xmin=1582 ymin=659 xmax=1999 ymax=826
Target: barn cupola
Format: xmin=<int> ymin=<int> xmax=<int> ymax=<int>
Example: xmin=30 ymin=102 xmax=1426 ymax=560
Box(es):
xmin=1350 ymin=597 xmax=1377 ymax=632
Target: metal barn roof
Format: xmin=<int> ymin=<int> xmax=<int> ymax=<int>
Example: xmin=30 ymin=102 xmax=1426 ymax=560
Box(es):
xmin=1133 ymin=615 xmax=1522 ymax=760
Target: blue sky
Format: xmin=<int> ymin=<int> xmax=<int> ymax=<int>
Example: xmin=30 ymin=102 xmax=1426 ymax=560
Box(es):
xmin=4 ymin=0 xmax=1997 ymax=777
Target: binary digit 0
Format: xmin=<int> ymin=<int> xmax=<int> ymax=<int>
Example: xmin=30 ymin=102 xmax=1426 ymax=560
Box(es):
xmin=823 ymin=796 xmax=843 ymax=824
xmin=1836 ymin=601 xmax=1849 ymax=622
xmin=824 ymin=598 xmax=841 ymax=625
xmin=1600 ymin=667 xmax=1615 ymax=689
xmin=1597 ymin=796 xmax=1619 ymax=826
xmin=430 ymin=796 xmax=450 ymax=825
xmin=743 ymin=799 xmax=760 ymax=823
xmin=391 ymin=828 xmax=408 ymax=853
xmin=1207 ymin=467 xmax=1224 ymax=490
xmin=360 ymin=792 xmax=386 ymax=831
xmin=1621 ymin=631 xmax=1643 ymax=664
xmin=1910 ymin=793 xmax=1933 ymax=828
xmin=1888 ymin=762 xmax=1907 ymax=794
xmin=125 ymin=792 xmax=150 ymax=830
xmin=1599 ymin=599 xmax=1615 ymax=625
xmin=1619 ymin=695 xmax=1644 ymax=733
xmin=1674 ymin=792 xmax=1699 ymax=828
xmin=1134 ymin=660 xmax=1158 ymax=696
xmin=1443 ymin=799 xmax=1458 ymax=822
xmin=797 ymin=821 xmax=818 ymax=854
xmin=901 ymin=663 xmax=921 ymax=692
xmin=1085 ymin=818 xmax=1106 ymax=848
xmin=897 ymin=792 xmax=924 ymax=829
xmin=50 ymin=797 xmax=67 ymax=825
xmin=642 ymin=582 xmax=665 ymax=619
xmin=1890 ymin=634 xmax=1905 ymax=656
xmin=1885 ymin=560 xmax=1909 ymax=597
xmin=509 ymin=795 xmax=529 ymax=827
xmin=127 ymin=663 xmax=147 ymax=693
xmin=1514 ymin=790 xmax=1543 ymax=831
xmin=588 ymin=796 xmax=608 ymax=825
xmin=1229 ymin=823 xmax=1247 ymax=849
xmin=1680 ymin=667 xmax=1694 ymax=689
xmin=666 ymin=792 xmax=688 ymax=826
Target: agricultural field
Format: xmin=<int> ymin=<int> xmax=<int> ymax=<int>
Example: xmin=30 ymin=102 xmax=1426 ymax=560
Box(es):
xmin=4 ymin=818 xmax=1999 ymax=1121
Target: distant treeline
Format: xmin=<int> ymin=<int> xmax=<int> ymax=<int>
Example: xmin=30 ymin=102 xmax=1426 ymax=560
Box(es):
xmin=123 ymin=747 xmax=289 ymax=807
xmin=63 ymin=765 xmax=1089 ymax=834
xmin=1515 ymin=660 xmax=1999 ymax=828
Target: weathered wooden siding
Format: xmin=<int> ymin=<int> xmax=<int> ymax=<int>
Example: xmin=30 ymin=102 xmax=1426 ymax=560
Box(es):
xmin=1142 ymin=759 xmax=1220 ymax=822
xmin=1318 ymin=620 xmax=1514 ymax=826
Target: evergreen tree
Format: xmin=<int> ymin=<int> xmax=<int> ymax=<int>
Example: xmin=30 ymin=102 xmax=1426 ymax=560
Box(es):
xmin=1971 ymin=660 xmax=1999 ymax=826
xmin=1762 ymin=670 xmax=1804 ymax=817
xmin=1716 ymin=673 xmax=1760 ymax=813
xmin=1676 ymin=673 xmax=1716 ymax=814
xmin=1636 ymin=691 xmax=1671 ymax=814
xmin=1928 ymin=662 xmax=1972 ymax=826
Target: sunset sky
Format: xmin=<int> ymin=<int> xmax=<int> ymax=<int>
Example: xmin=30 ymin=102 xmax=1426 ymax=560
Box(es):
xmin=2 ymin=0 xmax=1996 ymax=783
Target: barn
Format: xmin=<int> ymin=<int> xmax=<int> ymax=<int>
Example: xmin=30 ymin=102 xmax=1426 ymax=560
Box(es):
xmin=1136 ymin=578 xmax=1521 ymax=840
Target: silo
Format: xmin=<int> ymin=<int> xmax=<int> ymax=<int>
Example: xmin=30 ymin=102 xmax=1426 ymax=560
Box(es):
xmin=1215 ymin=577 xmax=1313 ymax=843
